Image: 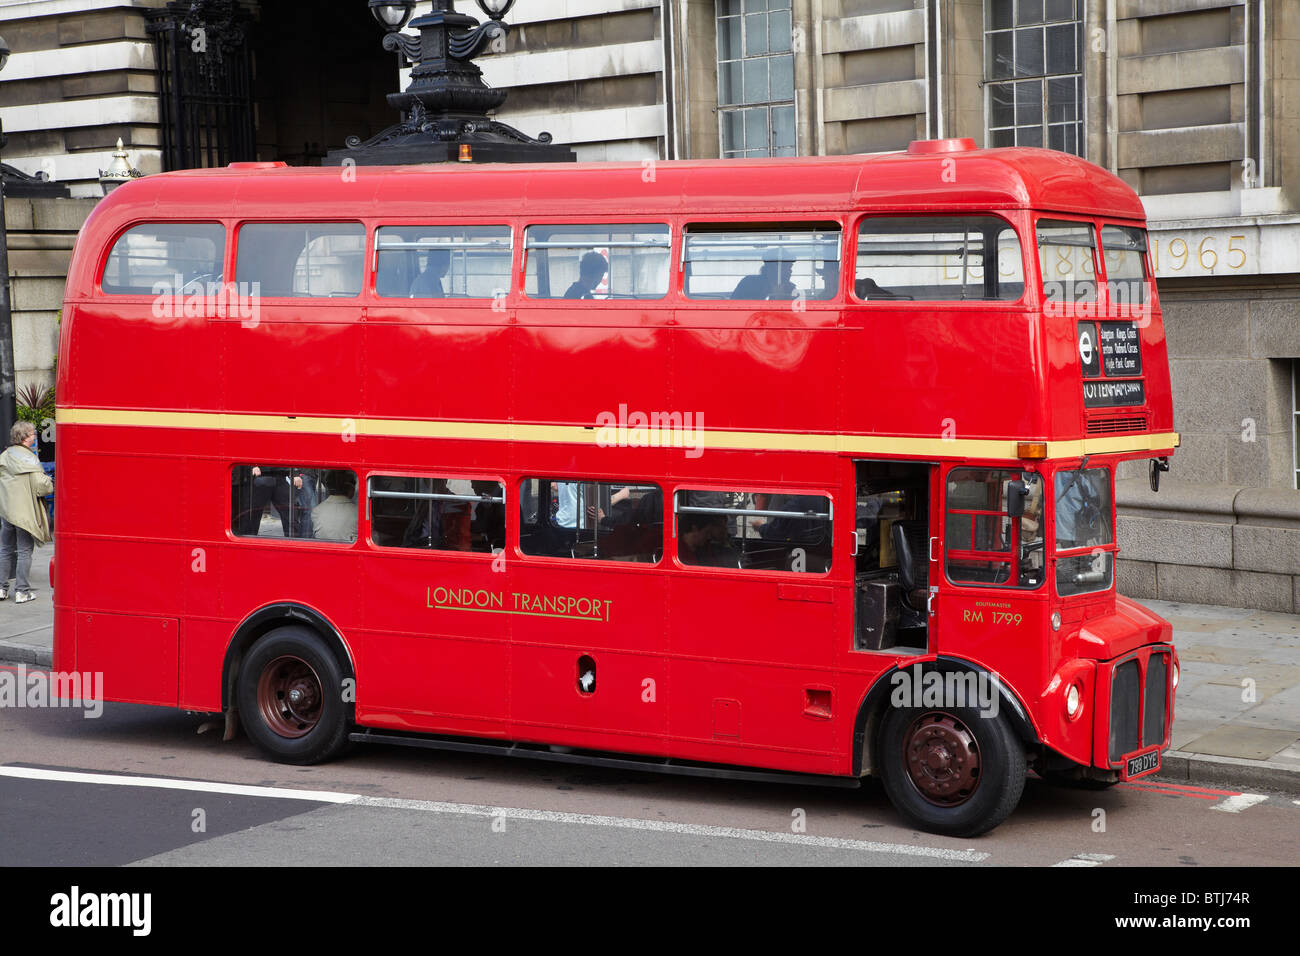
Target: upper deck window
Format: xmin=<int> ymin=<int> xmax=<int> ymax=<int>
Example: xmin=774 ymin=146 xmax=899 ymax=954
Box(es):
xmin=375 ymin=225 xmax=512 ymax=299
xmin=102 ymin=223 xmax=225 ymax=295
xmin=1100 ymin=225 xmax=1149 ymax=307
xmin=1037 ymin=219 xmax=1097 ymax=306
xmin=236 ymin=222 xmax=365 ymax=297
xmin=684 ymin=224 xmax=840 ymax=301
xmin=854 ymin=217 xmax=1024 ymax=302
xmin=524 ymin=224 xmax=670 ymax=300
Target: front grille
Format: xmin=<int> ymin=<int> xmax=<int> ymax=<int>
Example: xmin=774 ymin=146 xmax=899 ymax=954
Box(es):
xmin=1087 ymin=415 xmax=1147 ymax=435
xmin=1108 ymin=650 xmax=1171 ymax=763
xmin=1109 ymin=659 xmax=1141 ymax=761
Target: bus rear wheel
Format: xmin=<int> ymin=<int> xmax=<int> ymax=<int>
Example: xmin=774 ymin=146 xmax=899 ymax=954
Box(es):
xmin=237 ymin=626 xmax=350 ymax=765
xmin=877 ymin=705 xmax=1026 ymax=837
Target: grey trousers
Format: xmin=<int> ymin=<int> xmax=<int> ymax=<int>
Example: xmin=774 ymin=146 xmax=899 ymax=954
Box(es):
xmin=0 ymin=520 xmax=35 ymax=592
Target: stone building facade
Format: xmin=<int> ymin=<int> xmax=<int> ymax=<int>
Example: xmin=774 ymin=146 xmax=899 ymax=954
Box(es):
xmin=2 ymin=0 xmax=1299 ymax=608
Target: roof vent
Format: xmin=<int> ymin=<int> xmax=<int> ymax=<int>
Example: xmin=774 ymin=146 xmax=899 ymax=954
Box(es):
xmin=907 ymin=138 xmax=977 ymax=154
xmin=226 ymin=161 xmax=288 ymax=169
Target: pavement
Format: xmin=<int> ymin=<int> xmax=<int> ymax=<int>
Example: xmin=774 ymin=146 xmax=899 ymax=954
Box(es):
xmin=2 ymin=546 xmax=1297 ymax=796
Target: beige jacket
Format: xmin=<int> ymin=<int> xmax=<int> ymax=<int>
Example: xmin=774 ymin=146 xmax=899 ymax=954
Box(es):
xmin=0 ymin=443 xmax=53 ymax=544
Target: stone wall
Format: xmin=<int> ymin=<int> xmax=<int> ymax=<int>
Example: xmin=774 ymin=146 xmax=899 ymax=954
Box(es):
xmin=1118 ymin=477 xmax=1300 ymax=612
xmin=3 ymin=196 xmax=98 ymax=393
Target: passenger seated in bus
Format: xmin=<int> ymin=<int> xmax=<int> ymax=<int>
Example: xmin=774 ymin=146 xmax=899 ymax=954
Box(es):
xmin=678 ymin=514 xmax=739 ymax=568
xmin=564 ymin=251 xmax=608 ymax=299
xmin=312 ymin=472 xmax=358 ymax=543
xmin=409 ymin=249 xmax=450 ymax=297
xmin=731 ymin=252 xmax=797 ymax=300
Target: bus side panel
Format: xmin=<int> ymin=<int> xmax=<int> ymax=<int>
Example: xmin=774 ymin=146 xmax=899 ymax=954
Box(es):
xmin=355 ymin=550 xmax=511 ymax=735
xmin=508 ymin=562 xmax=669 ymax=752
xmin=62 ymin=303 xmax=217 ymax=413
xmin=512 ymin=324 xmax=671 ymax=428
xmin=74 ymin=612 xmax=178 ymax=707
xmin=178 ymin=617 xmax=229 ymax=712
xmin=841 ymin=307 xmax=1045 ymax=441
xmin=362 ymin=314 xmax=510 ymax=425
xmin=671 ymin=321 xmax=840 ymax=436
xmin=220 ymin=314 xmax=363 ymax=419
xmin=666 ymin=573 xmax=839 ymax=774
xmin=68 ymin=448 xmax=187 ymax=619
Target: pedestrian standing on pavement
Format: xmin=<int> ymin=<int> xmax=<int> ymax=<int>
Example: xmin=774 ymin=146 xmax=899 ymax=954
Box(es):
xmin=0 ymin=421 xmax=54 ymax=603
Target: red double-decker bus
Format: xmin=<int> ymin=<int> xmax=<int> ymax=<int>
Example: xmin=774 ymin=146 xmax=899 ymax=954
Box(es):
xmin=55 ymin=138 xmax=1178 ymax=836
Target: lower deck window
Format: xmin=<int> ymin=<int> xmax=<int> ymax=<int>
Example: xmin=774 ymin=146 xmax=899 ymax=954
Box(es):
xmin=232 ymin=466 xmax=358 ymax=542
xmin=520 ymin=479 xmax=663 ymax=562
xmin=369 ymin=477 xmax=505 ymax=554
xmin=675 ymin=490 xmax=832 ymax=573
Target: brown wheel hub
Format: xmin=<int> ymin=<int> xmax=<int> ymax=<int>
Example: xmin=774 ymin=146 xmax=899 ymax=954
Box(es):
xmin=902 ymin=712 xmax=981 ymax=806
xmin=256 ymin=655 xmax=324 ymax=739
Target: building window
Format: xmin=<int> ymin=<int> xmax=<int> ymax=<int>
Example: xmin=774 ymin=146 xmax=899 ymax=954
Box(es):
xmin=716 ymin=0 xmax=796 ymax=158
xmin=985 ymin=0 xmax=1083 ymax=155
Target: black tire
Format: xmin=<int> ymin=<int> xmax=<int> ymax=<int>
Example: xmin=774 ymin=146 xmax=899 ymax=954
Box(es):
xmin=877 ymin=704 xmax=1026 ymax=837
xmin=237 ymin=625 xmax=351 ymax=765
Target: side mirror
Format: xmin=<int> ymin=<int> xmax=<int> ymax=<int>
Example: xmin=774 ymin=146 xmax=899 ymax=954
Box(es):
xmin=1006 ymin=479 xmax=1029 ymax=519
xmin=1149 ymin=457 xmax=1169 ymax=492
xmin=892 ymin=523 xmax=915 ymax=592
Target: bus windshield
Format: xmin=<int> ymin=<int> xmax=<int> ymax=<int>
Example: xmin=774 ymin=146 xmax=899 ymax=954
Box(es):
xmin=1054 ymin=466 xmax=1114 ymax=595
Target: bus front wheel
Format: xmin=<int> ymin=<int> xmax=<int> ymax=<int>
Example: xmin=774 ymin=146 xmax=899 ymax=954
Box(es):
xmin=877 ymin=704 xmax=1026 ymax=837
xmin=237 ymin=626 xmax=351 ymax=765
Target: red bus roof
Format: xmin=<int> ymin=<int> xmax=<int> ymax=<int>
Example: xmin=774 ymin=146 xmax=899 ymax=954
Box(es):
xmin=76 ymin=142 xmax=1145 ymax=253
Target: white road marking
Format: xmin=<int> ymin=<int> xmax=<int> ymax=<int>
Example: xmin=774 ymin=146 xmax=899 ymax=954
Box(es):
xmin=352 ymin=795 xmax=991 ymax=861
xmin=1210 ymin=793 xmax=1268 ymax=814
xmin=1053 ymin=852 xmax=1115 ymax=867
xmin=1 ymin=764 xmax=992 ymax=861
xmin=0 ymin=765 xmax=357 ymax=803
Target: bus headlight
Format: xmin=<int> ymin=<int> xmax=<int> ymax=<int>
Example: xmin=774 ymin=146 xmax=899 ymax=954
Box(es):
xmin=1172 ymin=660 xmax=1179 ymax=690
xmin=1066 ymin=682 xmax=1082 ymax=719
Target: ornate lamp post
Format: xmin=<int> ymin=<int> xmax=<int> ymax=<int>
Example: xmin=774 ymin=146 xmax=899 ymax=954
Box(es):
xmin=98 ymin=139 xmax=143 ymax=195
xmin=327 ymin=0 xmax=574 ymax=166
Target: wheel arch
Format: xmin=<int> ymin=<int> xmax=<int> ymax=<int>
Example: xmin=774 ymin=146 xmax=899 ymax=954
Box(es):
xmin=852 ymin=656 xmax=1041 ymax=776
xmin=222 ymin=603 xmax=356 ymax=713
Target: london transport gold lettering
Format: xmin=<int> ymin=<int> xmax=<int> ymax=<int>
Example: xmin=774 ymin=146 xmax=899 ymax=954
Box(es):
xmin=427 ymin=587 xmax=611 ymax=622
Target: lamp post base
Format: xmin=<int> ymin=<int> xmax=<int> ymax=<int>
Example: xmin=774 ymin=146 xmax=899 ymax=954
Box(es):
xmin=325 ymin=112 xmax=575 ymax=166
